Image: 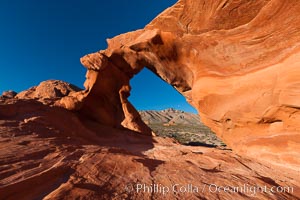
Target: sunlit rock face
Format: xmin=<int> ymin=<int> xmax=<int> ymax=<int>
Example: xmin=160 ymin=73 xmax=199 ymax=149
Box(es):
xmin=16 ymin=80 xmax=82 ymax=101
xmin=1 ymin=1 xmax=300 ymax=199
xmin=68 ymin=0 xmax=300 ymax=169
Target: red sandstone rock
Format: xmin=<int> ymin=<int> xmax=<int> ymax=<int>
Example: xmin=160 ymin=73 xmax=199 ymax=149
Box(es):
xmin=16 ymin=80 xmax=81 ymax=102
xmin=1 ymin=90 xmax=17 ymax=99
xmin=1 ymin=0 xmax=300 ymax=199
xmin=73 ymin=0 xmax=300 ymax=170
xmin=0 ymin=98 xmax=299 ymax=199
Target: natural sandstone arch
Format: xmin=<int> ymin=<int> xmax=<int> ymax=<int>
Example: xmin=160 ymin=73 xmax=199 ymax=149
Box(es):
xmin=72 ymin=29 xmax=196 ymax=136
xmin=59 ymin=0 xmax=300 ymax=169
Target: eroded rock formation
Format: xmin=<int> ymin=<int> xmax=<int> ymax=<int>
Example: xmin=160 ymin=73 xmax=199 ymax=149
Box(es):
xmin=0 ymin=95 xmax=299 ymax=199
xmin=1 ymin=0 xmax=300 ymax=199
xmin=61 ymin=0 xmax=300 ymax=170
xmin=1 ymin=91 xmax=17 ymax=99
xmin=16 ymin=80 xmax=82 ymax=102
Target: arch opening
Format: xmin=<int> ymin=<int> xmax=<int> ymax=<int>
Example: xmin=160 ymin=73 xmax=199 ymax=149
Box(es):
xmin=129 ymin=67 xmax=226 ymax=148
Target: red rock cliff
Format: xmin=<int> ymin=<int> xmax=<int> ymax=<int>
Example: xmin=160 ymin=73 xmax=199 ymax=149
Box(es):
xmin=1 ymin=1 xmax=300 ymax=199
xmin=59 ymin=0 xmax=300 ymax=169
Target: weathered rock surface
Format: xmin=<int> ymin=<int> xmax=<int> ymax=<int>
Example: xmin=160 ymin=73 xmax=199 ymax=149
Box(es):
xmin=0 ymin=98 xmax=299 ymax=199
xmin=1 ymin=0 xmax=300 ymax=199
xmin=16 ymin=80 xmax=82 ymax=103
xmin=68 ymin=0 xmax=300 ymax=170
xmin=0 ymin=91 xmax=17 ymax=99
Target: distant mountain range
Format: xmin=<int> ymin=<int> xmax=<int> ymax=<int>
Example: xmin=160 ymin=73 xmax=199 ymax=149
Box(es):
xmin=139 ymin=108 xmax=201 ymax=126
xmin=139 ymin=108 xmax=226 ymax=147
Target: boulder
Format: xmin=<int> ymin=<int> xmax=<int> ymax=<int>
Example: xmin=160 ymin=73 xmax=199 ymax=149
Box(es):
xmin=1 ymin=90 xmax=17 ymax=98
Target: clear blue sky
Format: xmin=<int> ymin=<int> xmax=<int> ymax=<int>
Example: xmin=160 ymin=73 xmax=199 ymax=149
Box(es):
xmin=0 ymin=0 xmax=197 ymax=113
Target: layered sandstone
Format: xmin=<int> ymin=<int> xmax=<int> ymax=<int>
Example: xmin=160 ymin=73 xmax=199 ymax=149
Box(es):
xmin=1 ymin=91 xmax=17 ymax=99
xmin=64 ymin=0 xmax=300 ymax=169
xmin=16 ymin=80 xmax=82 ymax=103
xmin=1 ymin=0 xmax=300 ymax=199
xmin=0 ymin=95 xmax=299 ymax=199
